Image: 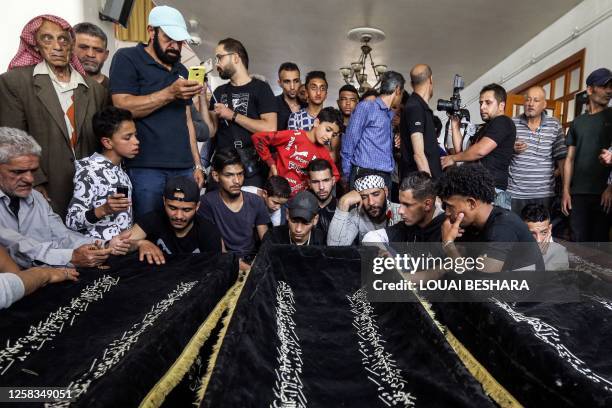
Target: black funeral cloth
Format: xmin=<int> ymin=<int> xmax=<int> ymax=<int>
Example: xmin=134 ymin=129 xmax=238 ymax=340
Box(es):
xmin=201 ymin=244 xmax=495 ymax=408
xmin=0 ymin=253 xmax=237 ymax=408
xmin=432 ymin=269 xmax=612 ymax=408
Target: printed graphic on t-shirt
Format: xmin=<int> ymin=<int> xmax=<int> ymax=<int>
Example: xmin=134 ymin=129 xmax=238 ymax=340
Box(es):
xmin=220 ymin=93 xmax=250 ymax=116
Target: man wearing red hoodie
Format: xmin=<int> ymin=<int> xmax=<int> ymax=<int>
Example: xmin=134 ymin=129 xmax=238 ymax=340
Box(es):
xmin=252 ymin=107 xmax=343 ymax=196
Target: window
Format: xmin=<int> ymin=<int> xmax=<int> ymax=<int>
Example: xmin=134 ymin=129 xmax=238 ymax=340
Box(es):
xmin=510 ymin=49 xmax=585 ymax=132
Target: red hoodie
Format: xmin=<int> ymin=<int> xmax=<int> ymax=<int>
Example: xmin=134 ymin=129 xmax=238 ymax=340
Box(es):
xmin=252 ymin=129 xmax=340 ymax=196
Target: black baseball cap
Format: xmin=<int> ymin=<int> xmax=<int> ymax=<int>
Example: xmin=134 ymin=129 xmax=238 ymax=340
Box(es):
xmin=163 ymin=176 xmax=200 ymax=202
xmin=287 ymin=191 xmax=319 ymax=221
xmin=586 ymin=68 xmax=612 ymax=87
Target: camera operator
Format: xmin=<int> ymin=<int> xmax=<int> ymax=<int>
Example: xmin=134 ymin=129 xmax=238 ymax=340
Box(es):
xmin=441 ymin=83 xmax=516 ymax=209
xmin=400 ymin=64 xmax=442 ymax=180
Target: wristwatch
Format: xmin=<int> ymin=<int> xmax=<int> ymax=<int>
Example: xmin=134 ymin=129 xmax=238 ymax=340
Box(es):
xmin=194 ymin=164 xmax=205 ymax=173
xmin=231 ymin=110 xmax=238 ymax=122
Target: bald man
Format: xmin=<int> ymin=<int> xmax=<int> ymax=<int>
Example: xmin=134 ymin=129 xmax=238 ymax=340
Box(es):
xmin=400 ymin=64 xmax=442 ymax=180
xmin=508 ymin=86 xmax=567 ymax=214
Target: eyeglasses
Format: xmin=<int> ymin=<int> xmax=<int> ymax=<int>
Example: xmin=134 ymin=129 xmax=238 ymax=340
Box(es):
xmin=215 ymin=53 xmax=236 ymax=63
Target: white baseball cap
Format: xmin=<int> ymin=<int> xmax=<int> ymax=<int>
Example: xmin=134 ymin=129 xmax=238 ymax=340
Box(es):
xmin=148 ymin=6 xmax=191 ymax=42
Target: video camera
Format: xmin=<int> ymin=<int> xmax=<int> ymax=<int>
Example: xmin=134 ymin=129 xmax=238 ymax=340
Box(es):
xmin=437 ymin=74 xmax=470 ymax=121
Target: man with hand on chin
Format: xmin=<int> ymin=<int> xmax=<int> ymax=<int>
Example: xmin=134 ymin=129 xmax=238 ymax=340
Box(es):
xmin=327 ymin=174 xmax=401 ymax=246
xmin=437 ymin=164 xmax=542 ymax=273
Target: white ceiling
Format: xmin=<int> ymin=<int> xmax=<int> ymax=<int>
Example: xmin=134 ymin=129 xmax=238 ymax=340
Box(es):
xmin=167 ymin=0 xmax=582 ymax=104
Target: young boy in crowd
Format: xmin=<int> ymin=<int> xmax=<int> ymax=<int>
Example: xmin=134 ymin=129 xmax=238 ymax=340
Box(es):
xmin=521 ymin=204 xmax=569 ymax=271
xmin=242 ymin=176 xmax=291 ymax=227
xmin=252 ymin=107 xmax=343 ymax=197
xmin=66 ymin=107 xmax=139 ymax=240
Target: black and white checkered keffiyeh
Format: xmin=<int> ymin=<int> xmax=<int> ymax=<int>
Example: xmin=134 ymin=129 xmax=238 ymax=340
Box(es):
xmin=354 ymin=175 xmax=385 ymax=192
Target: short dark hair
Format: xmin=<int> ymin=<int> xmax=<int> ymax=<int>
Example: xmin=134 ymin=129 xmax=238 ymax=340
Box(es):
xmin=480 ymin=83 xmax=507 ymax=104
xmin=212 ymin=147 xmax=243 ymax=172
xmin=316 ymin=107 xmax=345 ymax=133
xmin=305 ymin=71 xmax=327 ymax=87
xmin=379 ymin=71 xmax=405 ymax=95
xmin=399 ymin=171 xmax=436 ymax=201
xmin=218 ymin=38 xmax=249 ymax=69
xmin=278 ymin=62 xmax=299 ymax=77
xmin=436 ymin=164 xmax=496 ymax=203
xmin=263 ymin=175 xmax=291 ymax=199
xmin=521 ymin=204 xmax=550 ymax=223
xmin=338 ymin=84 xmax=359 ymax=97
xmin=307 ymin=158 xmax=333 ymax=176
xmin=92 ymin=107 xmax=133 ymax=142
xmin=73 ymin=22 xmax=108 ymax=48
xmin=360 ymin=89 xmax=379 ymax=101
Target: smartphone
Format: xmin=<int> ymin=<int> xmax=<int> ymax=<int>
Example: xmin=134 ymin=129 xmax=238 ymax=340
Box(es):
xmin=188 ymin=66 xmax=206 ymax=85
xmin=116 ymin=185 xmax=129 ymax=197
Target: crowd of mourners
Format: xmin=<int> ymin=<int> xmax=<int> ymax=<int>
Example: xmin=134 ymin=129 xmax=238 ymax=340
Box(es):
xmin=0 ymin=6 xmax=611 ymax=308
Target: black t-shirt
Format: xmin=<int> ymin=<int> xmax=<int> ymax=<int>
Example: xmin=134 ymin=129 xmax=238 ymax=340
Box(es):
xmin=386 ymin=213 xmax=445 ymax=242
xmin=263 ymin=224 xmax=326 ymax=245
xmin=276 ymin=94 xmax=306 ymax=131
xmin=138 ymin=211 xmax=223 ymax=255
xmin=472 ymin=115 xmax=516 ymax=190
xmin=460 ymin=207 xmax=543 ymax=271
xmin=400 ymin=93 xmax=442 ymax=179
xmin=210 ymin=78 xmax=277 ymax=150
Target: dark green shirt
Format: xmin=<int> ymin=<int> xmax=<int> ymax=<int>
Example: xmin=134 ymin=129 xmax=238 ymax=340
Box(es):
xmin=566 ymin=108 xmax=612 ymax=194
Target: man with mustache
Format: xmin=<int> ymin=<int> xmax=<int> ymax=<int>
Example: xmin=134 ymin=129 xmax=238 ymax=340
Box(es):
xmin=109 ymin=6 xmax=205 ymax=220
xmin=202 ymin=38 xmax=278 ymax=189
xmin=73 ymin=22 xmax=109 ymax=88
xmin=119 ymin=176 xmax=223 ymax=265
xmin=199 ymin=148 xmax=270 ymax=268
xmin=327 ymin=174 xmax=401 ymax=246
xmin=0 ymin=127 xmax=129 ymax=269
xmin=307 ymin=158 xmax=338 ymax=236
xmin=508 ymin=86 xmax=567 ymax=215
xmin=0 ymin=15 xmax=107 ymax=220
xmin=362 ymin=171 xmax=445 ymax=244
xmin=276 ymin=62 xmax=306 ymax=131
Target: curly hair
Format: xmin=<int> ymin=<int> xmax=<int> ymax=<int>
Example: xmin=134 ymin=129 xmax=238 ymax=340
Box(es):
xmin=436 ymin=164 xmax=495 ymax=203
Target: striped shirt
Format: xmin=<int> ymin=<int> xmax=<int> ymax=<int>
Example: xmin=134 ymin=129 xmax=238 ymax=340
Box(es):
xmin=508 ymin=113 xmax=567 ymax=199
xmin=341 ymin=98 xmax=395 ymax=178
xmin=288 ymin=108 xmax=316 ymax=131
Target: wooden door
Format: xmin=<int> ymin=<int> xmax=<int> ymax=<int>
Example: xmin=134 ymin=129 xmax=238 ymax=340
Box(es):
xmin=505 ymin=94 xmax=563 ymax=120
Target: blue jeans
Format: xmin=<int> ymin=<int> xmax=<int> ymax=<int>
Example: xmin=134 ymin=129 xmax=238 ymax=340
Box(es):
xmin=494 ymin=188 xmax=512 ymax=210
xmin=128 ymin=167 xmax=194 ymax=220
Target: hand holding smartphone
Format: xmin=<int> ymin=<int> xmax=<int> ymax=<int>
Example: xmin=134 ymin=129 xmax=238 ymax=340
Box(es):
xmin=188 ymin=66 xmax=207 ymax=85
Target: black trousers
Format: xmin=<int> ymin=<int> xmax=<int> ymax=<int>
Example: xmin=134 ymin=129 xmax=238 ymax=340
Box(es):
xmin=569 ymin=194 xmax=611 ymax=242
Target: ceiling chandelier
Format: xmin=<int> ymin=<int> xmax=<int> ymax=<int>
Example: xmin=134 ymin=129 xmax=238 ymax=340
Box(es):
xmin=339 ymin=27 xmax=387 ymax=95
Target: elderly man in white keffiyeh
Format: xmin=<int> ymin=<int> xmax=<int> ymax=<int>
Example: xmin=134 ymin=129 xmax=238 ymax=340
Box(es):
xmin=327 ymin=174 xmax=401 ymax=245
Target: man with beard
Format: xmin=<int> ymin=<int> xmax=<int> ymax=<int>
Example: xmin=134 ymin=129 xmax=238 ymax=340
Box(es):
xmin=307 ymin=158 xmax=337 ymax=236
xmin=120 ymin=176 xmax=223 ymax=265
xmin=562 ymin=68 xmax=612 ymax=241
xmin=73 ymin=23 xmax=109 ymax=88
xmin=276 ymin=62 xmax=306 ymax=131
xmin=109 ymin=6 xmax=205 ymax=219
xmin=327 ymin=174 xmax=401 ymax=246
xmin=199 ymin=148 xmax=270 ymax=266
xmin=442 ymin=83 xmax=516 ymax=209
xmin=0 ymin=15 xmax=107 ymax=219
xmin=203 ymin=38 xmax=277 ymax=189
xmin=363 ymin=171 xmax=444 ymax=244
